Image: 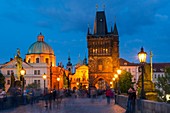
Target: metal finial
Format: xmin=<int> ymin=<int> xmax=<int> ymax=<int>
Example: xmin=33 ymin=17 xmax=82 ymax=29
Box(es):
xmin=96 ymin=4 xmax=98 ymax=11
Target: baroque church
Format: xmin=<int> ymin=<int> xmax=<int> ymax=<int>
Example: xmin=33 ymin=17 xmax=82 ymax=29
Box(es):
xmin=0 ymin=33 xmax=70 ymax=91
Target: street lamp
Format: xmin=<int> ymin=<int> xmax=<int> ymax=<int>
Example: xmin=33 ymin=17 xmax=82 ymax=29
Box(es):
xmin=112 ymin=77 xmax=115 ymax=89
xmin=110 ymin=81 xmax=113 ymax=88
xmin=114 ymin=74 xmax=118 ymax=93
xmin=57 ymin=77 xmax=60 ymax=91
xmin=76 ymin=82 xmax=79 ymax=89
xmin=138 ymin=47 xmax=147 ymax=99
xmin=117 ymin=69 xmax=121 ymax=75
xmin=117 ymin=69 xmax=122 ymax=94
xmin=20 ymin=67 xmax=26 ymax=93
xmin=42 ymin=73 xmax=47 ymax=94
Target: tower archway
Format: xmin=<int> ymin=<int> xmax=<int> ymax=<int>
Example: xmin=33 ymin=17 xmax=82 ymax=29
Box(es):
xmin=92 ymin=77 xmax=109 ymax=90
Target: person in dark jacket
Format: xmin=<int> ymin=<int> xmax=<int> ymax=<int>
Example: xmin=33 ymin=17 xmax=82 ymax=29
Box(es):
xmin=126 ymin=87 xmax=136 ymax=113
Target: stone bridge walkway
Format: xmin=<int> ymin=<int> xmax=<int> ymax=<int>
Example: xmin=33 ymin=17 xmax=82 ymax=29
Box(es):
xmin=1 ymin=97 xmax=126 ymax=113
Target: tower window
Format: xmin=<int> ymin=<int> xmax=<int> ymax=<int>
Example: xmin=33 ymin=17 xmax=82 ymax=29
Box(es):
xmin=28 ymin=59 xmax=31 ymax=63
xmin=46 ymin=58 xmax=49 ymax=64
xmin=36 ymin=58 xmax=39 ymax=63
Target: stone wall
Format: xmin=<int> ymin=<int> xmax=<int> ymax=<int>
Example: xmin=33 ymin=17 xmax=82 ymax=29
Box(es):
xmin=116 ymin=95 xmax=170 ymax=113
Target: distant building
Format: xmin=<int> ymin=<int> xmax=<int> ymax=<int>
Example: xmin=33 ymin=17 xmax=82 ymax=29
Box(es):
xmin=0 ymin=33 xmax=67 ymax=91
xmin=70 ymin=65 xmax=88 ymax=89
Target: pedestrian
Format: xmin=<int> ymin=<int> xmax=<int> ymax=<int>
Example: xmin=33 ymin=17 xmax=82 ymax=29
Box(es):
xmin=53 ymin=89 xmax=56 ymax=101
xmin=105 ymin=87 xmax=112 ymax=104
xmin=44 ymin=87 xmax=49 ymax=107
xmin=126 ymin=87 xmax=136 ymax=113
xmin=0 ymin=88 xmax=5 ymax=110
xmin=23 ymin=88 xmax=28 ymax=105
xmin=111 ymin=89 xmax=115 ymax=103
xmin=29 ymin=88 xmax=35 ymax=105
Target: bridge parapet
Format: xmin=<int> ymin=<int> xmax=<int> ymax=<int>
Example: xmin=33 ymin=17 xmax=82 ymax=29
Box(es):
xmin=116 ymin=95 xmax=170 ymax=113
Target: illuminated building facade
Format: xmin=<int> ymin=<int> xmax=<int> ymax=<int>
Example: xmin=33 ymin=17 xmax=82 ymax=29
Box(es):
xmin=87 ymin=10 xmax=120 ymax=89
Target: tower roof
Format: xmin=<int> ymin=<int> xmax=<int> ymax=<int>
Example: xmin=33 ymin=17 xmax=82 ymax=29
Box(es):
xmin=113 ymin=22 xmax=118 ymax=35
xmin=93 ymin=11 xmax=108 ymax=35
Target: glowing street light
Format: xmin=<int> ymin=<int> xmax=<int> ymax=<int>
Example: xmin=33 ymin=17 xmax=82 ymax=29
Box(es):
xmin=20 ymin=67 xmax=26 ymax=93
xmin=117 ymin=69 xmax=121 ymax=75
xmin=138 ymin=47 xmax=147 ymax=99
xmin=57 ymin=77 xmax=60 ymax=91
xmin=42 ymin=73 xmax=47 ymax=94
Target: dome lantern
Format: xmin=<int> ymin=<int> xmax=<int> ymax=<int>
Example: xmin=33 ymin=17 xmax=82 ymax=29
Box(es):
xmin=37 ymin=32 xmax=44 ymax=42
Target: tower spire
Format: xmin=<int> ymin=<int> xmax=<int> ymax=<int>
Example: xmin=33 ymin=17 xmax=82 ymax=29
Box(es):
xmin=113 ymin=17 xmax=118 ymax=35
xmin=93 ymin=9 xmax=108 ymax=35
xmin=66 ymin=51 xmax=72 ymax=72
xmin=87 ymin=24 xmax=90 ymax=35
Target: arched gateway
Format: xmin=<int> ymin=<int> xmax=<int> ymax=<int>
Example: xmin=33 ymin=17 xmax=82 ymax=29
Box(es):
xmin=87 ymin=10 xmax=120 ymax=89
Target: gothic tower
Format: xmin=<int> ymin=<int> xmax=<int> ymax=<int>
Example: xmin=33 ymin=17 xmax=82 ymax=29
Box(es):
xmin=66 ymin=53 xmax=72 ymax=73
xmin=87 ymin=10 xmax=120 ymax=88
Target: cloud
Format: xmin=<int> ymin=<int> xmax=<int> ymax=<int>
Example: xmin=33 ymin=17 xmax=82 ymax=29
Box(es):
xmin=155 ymin=13 xmax=168 ymax=20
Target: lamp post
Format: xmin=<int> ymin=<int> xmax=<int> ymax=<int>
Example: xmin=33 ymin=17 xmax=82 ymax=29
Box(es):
xmin=76 ymin=82 xmax=79 ymax=89
xmin=114 ymin=74 xmax=118 ymax=93
xmin=112 ymin=77 xmax=115 ymax=89
xmin=110 ymin=81 xmax=113 ymax=88
xmin=20 ymin=67 xmax=26 ymax=93
xmin=42 ymin=73 xmax=47 ymax=94
xmin=57 ymin=77 xmax=60 ymax=91
xmin=138 ymin=47 xmax=147 ymax=99
xmin=117 ymin=69 xmax=121 ymax=94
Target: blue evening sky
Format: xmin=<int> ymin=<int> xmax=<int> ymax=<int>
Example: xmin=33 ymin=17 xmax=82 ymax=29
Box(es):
xmin=0 ymin=0 xmax=170 ymax=66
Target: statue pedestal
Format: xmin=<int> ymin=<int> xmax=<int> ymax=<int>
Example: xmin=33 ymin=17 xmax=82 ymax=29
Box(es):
xmin=138 ymin=80 xmax=157 ymax=101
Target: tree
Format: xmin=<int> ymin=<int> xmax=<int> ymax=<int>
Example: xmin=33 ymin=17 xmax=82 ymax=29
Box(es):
xmin=119 ymin=70 xmax=133 ymax=93
xmin=26 ymin=82 xmax=40 ymax=89
xmin=0 ymin=73 xmax=5 ymax=89
xmin=155 ymin=67 xmax=170 ymax=102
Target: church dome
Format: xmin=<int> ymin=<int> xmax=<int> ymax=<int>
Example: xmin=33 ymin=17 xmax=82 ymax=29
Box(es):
xmin=27 ymin=33 xmax=54 ymax=55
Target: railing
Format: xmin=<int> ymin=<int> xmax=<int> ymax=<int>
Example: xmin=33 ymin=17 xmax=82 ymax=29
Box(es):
xmin=116 ymin=95 xmax=170 ymax=113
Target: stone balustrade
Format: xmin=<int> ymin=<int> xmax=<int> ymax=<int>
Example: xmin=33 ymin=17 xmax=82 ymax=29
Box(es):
xmin=116 ymin=95 xmax=170 ymax=113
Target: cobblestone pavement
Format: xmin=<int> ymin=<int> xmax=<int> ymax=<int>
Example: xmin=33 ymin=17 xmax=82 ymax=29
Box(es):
xmin=1 ymin=97 xmax=126 ymax=113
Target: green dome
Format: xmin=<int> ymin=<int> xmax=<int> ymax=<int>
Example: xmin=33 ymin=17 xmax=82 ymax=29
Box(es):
xmin=27 ymin=33 xmax=54 ymax=55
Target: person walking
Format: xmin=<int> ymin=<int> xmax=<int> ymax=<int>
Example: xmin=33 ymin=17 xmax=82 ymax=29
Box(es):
xmin=105 ymin=87 xmax=112 ymax=104
xmin=126 ymin=87 xmax=136 ymax=113
xmin=52 ymin=89 xmax=56 ymax=101
xmin=0 ymin=88 xmax=6 ymax=110
xmin=44 ymin=87 xmax=49 ymax=107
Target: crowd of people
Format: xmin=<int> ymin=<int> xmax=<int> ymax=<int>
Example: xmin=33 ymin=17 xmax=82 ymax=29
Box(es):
xmin=0 ymin=85 xmax=137 ymax=112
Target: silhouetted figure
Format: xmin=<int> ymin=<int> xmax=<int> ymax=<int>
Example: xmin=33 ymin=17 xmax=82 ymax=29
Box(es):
xmin=126 ymin=87 xmax=136 ymax=113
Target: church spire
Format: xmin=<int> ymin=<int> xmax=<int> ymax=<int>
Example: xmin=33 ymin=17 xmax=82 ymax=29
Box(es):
xmin=37 ymin=32 xmax=44 ymax=42
xmin=87 ymin=24 xmax=90 ymax=35
xmin=66 ymin=52 xmax=72 ymax=72
xmin=83 ymin=53 xmax=88 ymax=65
xmin=113 ymin=17 xmax=118 ymax=35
